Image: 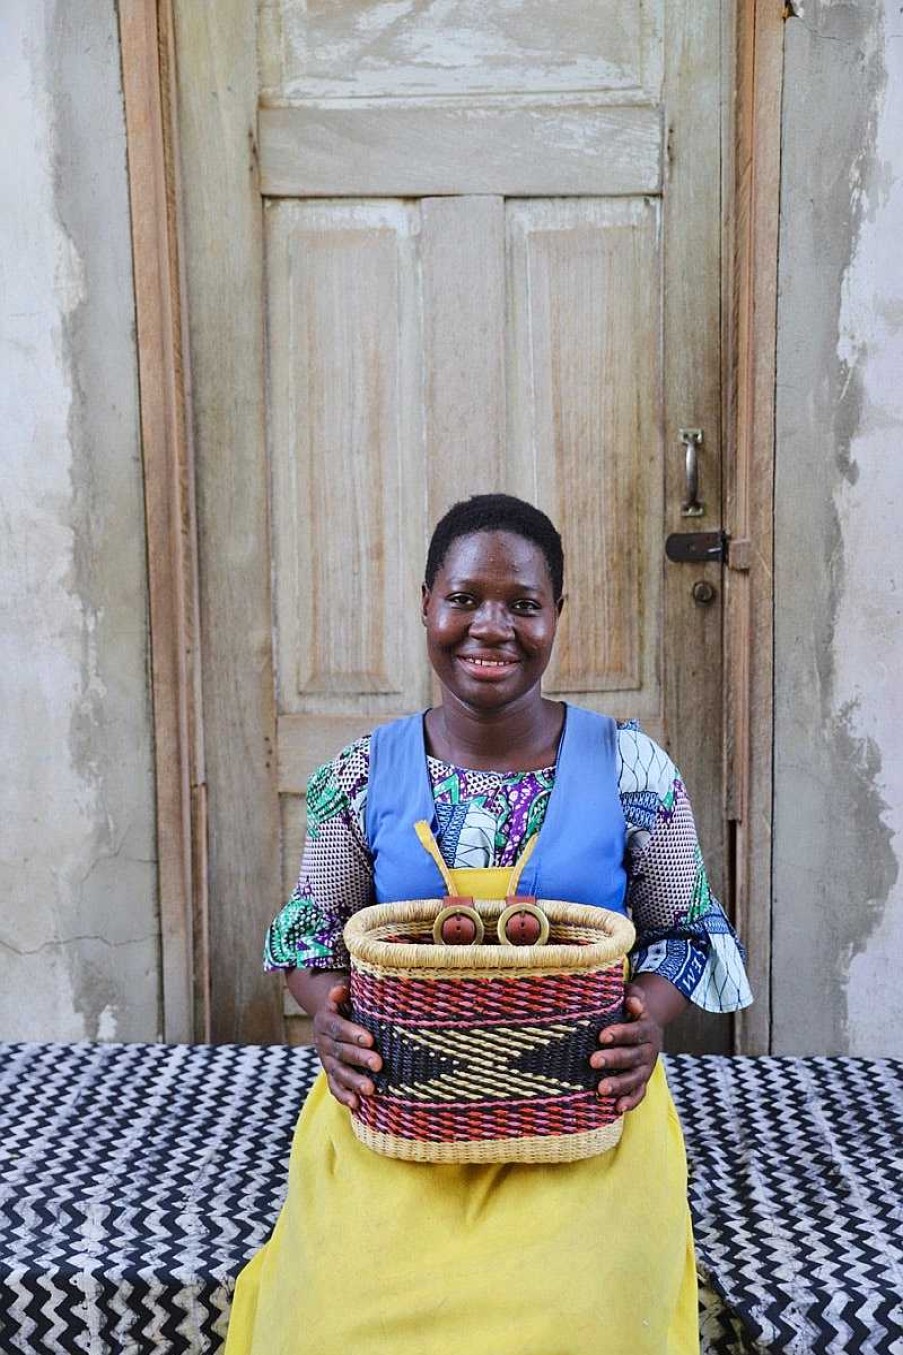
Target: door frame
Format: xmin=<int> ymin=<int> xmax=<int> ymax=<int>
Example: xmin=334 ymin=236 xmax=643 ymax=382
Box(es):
xmin=120 ymin=0 xmax=209 ymax=1043
xmin=122 ymin=0 xmax=783 ymax=1050
xmin=722 ymin=1 xmax=783 ymax=1054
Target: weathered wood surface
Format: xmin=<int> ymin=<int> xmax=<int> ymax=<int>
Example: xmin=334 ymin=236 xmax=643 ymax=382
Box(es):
xmin=262 ymin=0 xmax=731 ymax=1055
xmin=422 ymin=196 xmax=508 ymax=513
xmin=660 ymin=0 xmax=729 ymax=1056
xmin=506 ymin=198 xmax=661 ymax=716
xmin=120 ymin=0 xmax=205 ymax=1043
xmin=172 ymin=5 xmax=283 ymax=1044
xmin=724 ymin=0 xmax=783 ymax=1056
xmin=259 ymin=102 xmax=663 ymax=199
xmin=267 ymin=200 xmax=427 ymax=719
xmin=258 ymin=0 xmax=663 ymax=103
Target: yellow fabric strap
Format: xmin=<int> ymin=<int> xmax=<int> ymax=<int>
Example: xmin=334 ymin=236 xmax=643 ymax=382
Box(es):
xmin=413 ymin=820 xmax=457 ymax=895
xmin=448 ymin=867 xmax=511 ymax=900
xmin=413 ymin=819 xmax=539 ymax=899
xmin=506 ymin=830 xmax=538 ymax=896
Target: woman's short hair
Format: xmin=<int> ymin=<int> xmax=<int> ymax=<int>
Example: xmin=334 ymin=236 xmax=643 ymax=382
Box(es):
xmin=424 ymin=494 xmax=564 ymax=601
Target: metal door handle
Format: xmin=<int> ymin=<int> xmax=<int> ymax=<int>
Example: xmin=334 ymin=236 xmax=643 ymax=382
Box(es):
xmin=680 ymin=428 xmax=704 ymax=517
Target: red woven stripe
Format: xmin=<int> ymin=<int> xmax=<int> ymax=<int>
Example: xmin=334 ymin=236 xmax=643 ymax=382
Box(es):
xmin=354 ymin=1089 xmax=618 ymax=1142
xmin=351 ymin=968 xmax=623 ymax=1025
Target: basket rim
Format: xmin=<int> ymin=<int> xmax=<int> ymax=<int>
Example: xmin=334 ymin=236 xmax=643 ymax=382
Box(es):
xmin=343 ymin=898 xmax=635 ymax=972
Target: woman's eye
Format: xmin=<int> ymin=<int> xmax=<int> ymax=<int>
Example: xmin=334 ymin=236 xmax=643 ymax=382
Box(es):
xmin=513 ymin=599 xmax=541 ymax=613
xmin=447 ymin=593 xmax=474 ymax=606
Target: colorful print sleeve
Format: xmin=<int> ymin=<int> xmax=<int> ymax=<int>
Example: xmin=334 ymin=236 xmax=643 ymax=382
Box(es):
xmin=263 ymin=737 xmax=374 ymax=972
xmin=617 ymin=724 xmax=753 ymax=1012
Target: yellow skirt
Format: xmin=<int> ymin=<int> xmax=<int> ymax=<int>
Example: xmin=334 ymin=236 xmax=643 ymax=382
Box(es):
xmin=225 ymin=1060 xmax=697 ymax=1355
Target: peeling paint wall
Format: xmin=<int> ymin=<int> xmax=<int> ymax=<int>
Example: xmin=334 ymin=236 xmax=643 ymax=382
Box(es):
xmin=774 ymin=0 xmax=902 ymax=1053
xmin=0 ymin=2 xmax=160 ymax=1040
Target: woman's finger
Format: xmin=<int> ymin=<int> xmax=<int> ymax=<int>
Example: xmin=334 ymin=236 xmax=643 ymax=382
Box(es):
xmin=316 ymin=1010 xmax=374 ymax=1049
xmin=596 ymin=1063 xmax=654 ymax=1105
xmin=316 ymin=1036 xmax=379 ymax=1083
xmin=615 ymin=1082 xmax=650 ymax=1113
xmin=328 ymin=1038 xmax=382 ymax=1074
xmin=598 ymin=1019 xmax=656 ymax=1048
xmin=589 ymin=1042 xmax=648 ymax=1072
xmin=322 ymin=1054 xmax=375 ymax=1099
xmin=325 ymin=1071 xmax=359 ymax=1111
xmin=597 ymin=1062 xmax=653 ymax=1096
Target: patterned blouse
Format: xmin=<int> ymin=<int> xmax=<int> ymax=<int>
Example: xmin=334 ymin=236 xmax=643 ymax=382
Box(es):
xmin=265 ymin=723 xmax=753 ymax=1013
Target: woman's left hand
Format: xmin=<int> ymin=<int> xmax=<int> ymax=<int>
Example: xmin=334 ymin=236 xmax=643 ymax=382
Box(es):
xmin=589 ymin=981 xmax=664 ymax=1114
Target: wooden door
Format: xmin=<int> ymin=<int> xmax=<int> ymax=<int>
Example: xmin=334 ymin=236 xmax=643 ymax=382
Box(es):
xmin=174 ymin=1 xmax=730 ymax=1050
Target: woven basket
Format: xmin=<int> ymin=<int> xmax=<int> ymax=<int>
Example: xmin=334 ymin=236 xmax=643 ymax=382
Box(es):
xmin=344 ymin=899 xmax=636 ymax=1164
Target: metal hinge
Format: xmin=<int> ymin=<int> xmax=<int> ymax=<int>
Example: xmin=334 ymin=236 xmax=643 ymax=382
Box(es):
xmin=665 ymin=531 xmax=752 ymax=571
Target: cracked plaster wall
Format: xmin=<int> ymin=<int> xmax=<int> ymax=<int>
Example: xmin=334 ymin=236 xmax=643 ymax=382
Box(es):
xmin=774 ymin=0 xmax=902 ymax=1053
xmin=0 ymin=2 xmax=160 ymax=1040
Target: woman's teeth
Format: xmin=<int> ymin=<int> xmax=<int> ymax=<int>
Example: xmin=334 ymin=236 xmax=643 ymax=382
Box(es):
xmin=465 ymin=657 xmax=514 ymax=667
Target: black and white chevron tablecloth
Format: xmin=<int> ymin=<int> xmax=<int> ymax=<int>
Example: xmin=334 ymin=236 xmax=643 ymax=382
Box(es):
xmin=0 ymin=1044 xmax=900 ymax=1354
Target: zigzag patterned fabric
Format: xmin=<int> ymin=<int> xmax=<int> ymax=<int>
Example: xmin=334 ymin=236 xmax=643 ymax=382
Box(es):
xmin=0 ymin=1042 xmax=316 ymax=1354
xmin=666 ymin=1055 xmax=903 ymax=1354
xmin=0 ymin=1043 xmax=901 ymax=1352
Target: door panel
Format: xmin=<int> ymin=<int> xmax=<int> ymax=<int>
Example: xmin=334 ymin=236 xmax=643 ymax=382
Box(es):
xmin=421 ymin=197 xmax=507 ymax=491
xmin=258 ymin=0 xmax=663 ymax=102
xmin=506 ymin=198 xmax=662 ymax=726
xmin=268 ymin=201 xmax=426 ymax=720
xmin=258 ymin=103 xmax=663 ymax=198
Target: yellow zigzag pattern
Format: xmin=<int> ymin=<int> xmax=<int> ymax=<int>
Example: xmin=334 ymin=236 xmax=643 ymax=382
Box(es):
xmin=389 ymin=1021 xmax=591 ymax=1102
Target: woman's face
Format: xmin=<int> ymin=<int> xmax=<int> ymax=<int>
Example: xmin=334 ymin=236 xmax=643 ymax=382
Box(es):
xmin=421 ymin=530 xmax=562 ymax=713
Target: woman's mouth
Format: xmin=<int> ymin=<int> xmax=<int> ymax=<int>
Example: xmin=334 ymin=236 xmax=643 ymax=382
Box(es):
xmin=457 ymin=654 xmax=519 ymax=677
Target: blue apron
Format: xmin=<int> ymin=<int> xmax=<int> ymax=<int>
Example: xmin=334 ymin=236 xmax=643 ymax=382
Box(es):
xmin=366 ymin=703 xmax=628 ymax=913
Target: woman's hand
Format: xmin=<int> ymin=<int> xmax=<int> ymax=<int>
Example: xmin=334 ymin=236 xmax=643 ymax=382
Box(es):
xmin=590 ymin=975 xmax=687 ymax=1113
xmin=286 ymin=970 xmax=383 ymax=1111
xmin=312 ymin=981 xmax=383 ymax=1111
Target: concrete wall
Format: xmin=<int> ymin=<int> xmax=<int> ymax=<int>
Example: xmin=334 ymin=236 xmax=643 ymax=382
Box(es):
xmin=0 ymin=2 xmax=160 ymax=1041
xmin=773 ymin=0 xmax=903 ymax=1054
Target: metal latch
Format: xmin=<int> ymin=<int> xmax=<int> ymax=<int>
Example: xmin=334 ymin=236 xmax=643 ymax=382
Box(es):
xmin=664 ymin=532 xmax=752 ymax=570
xmin=665 ymin=530 xmax=727 ymax=564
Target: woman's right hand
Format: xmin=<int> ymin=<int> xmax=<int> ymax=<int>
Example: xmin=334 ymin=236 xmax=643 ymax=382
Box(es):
xmin=312 ymin=981 xmax=383 ymax=1111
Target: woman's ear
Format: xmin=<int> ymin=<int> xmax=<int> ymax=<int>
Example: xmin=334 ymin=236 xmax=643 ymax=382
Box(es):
xmin=420 ymin=582 xmax=430 ymax=625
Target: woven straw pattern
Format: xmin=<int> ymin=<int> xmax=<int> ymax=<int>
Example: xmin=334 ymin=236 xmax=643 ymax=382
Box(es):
xmin=345 ymin=899 xmax=635 ymax=1164
xmin=352 ymin=968 xmax=622 ymax=1024
xmin=351 ymin=1118 xmax=625 ymax=1165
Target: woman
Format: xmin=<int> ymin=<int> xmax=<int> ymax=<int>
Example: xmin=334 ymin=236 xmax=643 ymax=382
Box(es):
xmin=226 ymin=494 xmax=752 ymax=1355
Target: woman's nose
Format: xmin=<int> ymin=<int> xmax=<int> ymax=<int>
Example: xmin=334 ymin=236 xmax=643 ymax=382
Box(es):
xmin=469 ymin=602 xmax=513 ymax=638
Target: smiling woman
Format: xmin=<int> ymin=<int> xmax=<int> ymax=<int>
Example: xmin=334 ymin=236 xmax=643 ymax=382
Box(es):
xmin=225 ymin=495 xmax=752 ymax=1355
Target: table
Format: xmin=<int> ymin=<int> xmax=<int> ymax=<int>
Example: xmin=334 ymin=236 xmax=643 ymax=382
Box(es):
xmin=0 ymin=1043 xmax=900 ymax=1353
xmin=667 ymin=1055 xmax=903 ymax=1354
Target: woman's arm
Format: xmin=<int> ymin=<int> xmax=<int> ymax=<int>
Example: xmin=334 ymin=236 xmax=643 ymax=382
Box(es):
xmin=618 ymin=727 xmax=752 ymax=1013
xmin=588 ymin=725 xmax=751 ymax=1113
xmin=287 ymin=968 xmax=382 ymax=1112
xmin=264 ymin=737 xmax=382 ymax=1110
